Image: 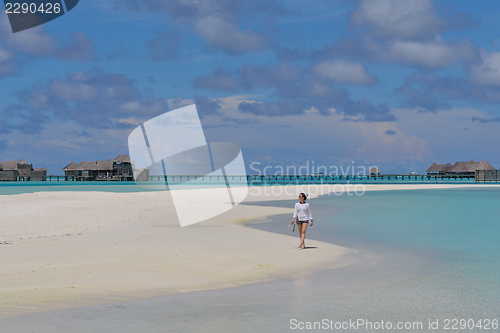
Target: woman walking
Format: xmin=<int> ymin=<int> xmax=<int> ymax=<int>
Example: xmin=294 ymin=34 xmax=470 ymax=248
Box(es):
xmin=291 ymin=193 xmax=313 ymax=249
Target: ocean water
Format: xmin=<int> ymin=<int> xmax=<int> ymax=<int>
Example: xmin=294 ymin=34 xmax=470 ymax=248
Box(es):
xmin=0 ymin=180 xmax=243 ymax=195
xmin=1 ymin=187 xmax=500 ymax=332
xmin=0 ymin=176 xmax=481 ymax=195
xmin=245 ymin=188 xmax=500 ymax=330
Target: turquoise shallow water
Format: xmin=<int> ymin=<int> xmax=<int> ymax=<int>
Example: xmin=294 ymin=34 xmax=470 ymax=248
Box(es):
xmin=0 ymin=177 xmax=482 ymax=195
xmin=1 ymin=187 xmax=500 ymax=332
xmin=314 ymin=188 xmax=500 ymax=268
xmin=0 ymin=180 xmax=244 ymax=195
xmin=251 ymin=188 xmax=500 ymax=288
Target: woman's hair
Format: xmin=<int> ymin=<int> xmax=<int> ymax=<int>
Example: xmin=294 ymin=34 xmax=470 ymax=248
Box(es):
xmin=299 ymin=192 xmax=307 ymax=201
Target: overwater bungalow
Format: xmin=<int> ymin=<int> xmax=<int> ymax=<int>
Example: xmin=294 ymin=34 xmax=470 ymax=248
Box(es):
xmin=62 ymin=154 xmax=143 ymax=181
xmin=369 ymin=167 xmax=381 ymax=176
xmin=426 ymin=162 xmax=452 ymax=175
xmin=426 ymin=160 xmax=495 ymax=176
xmin=0 ymin=159 xmax=47 ymax=181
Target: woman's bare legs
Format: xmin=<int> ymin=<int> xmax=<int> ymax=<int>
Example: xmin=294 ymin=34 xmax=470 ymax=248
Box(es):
xmin=298 ymin=222 xmax=308 ymax=249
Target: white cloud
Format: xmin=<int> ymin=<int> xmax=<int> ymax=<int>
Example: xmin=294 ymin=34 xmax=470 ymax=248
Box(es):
xmin=201 ymin=98 xmax=431 ymax=165
xmin=0 ymin=47 xmax=15 ymax=77
xmin=0 ymin=15 xmax=95 ymax=61
xmin=50 ymin=79 xmax=99 ymax=101
xmin=118 ymin=100 xmax=168 ymax=115
xmin=312 ymin=60 xmax=377 ymax=86
xmin=118 ymin=118 xmax=141 ymax=126
xmin=0 ymin=15 xmax=57 ymax=56
xmin=469 ymin=49 xmax=500 ymax=87
xmin=195 ymin=16 xmax=266 ymax=54
xmin=0 ymin=47 xmax=12 ymax=62
xmin=354 ymin=122 xmax=432 ymax=163
xmin=391 ymin=107 xmax=500 ymax=163
xmin=351 ymin=0 xmax=443 ymax=40
xmin=365 ymin=38 xmax=477 ymax=69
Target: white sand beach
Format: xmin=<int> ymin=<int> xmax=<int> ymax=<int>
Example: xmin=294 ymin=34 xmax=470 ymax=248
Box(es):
xmin=1 ymin=183 xmax=496 ymax=320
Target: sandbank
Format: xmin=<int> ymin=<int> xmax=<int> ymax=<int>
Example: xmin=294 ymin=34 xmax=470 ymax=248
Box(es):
xmin=0 ymin=189 xmax=357 ymax=320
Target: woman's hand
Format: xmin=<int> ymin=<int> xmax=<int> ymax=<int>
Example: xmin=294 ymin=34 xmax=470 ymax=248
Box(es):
xmin=310 ymin=219 xmax=313 ymax=226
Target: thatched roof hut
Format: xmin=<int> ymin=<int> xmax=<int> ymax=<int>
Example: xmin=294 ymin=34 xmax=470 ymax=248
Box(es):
xmin=63 ymin=161 xmax=78 ymax=171
xmin=62 ymin=155 xmax=134 ymax=179
xmin=0 ymin=161 xmax=18 ymax=171
xmin=427 ymin=159 xmax=495 ymax=175
xmin=449 ymin=159 xmax=495 ymax=173
xmin=114 ymin=155 xmax=132 ymax=163
xmin=426 ymin=162 xmax=452 ymax=174
xmin=75 ymin=160 xmax=114 ymax=171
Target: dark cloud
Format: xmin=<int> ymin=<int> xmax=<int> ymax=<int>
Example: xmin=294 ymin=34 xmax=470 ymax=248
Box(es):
xmin=395 ymin=71 xmax=500 ymax=110
xmin=236 ymin=62 xmax=303 ymax=89
xmin=343 ymin=98 xmax=397 ymax=122
xmin=117 ymin=0 xmax=290 ymax=22
xmin=222 ymin=117 xmax=260 ymax=125
xmin=277 ymin=36 xmax=371 ymax=62
xmin=145 ymin=32 xmax=179 ymax=61
xmin=15 ymin=120 xmax=45 ymax=135
xmin=384 ymin=130 xmax=397 ymax=135
xmin=194 ymin=61 xmax=393 ymax=121
xmin=2 ymin=103 xmax=49 ymax=134
xmin=76 ymin=131 xmax=93 ymax=138
xmin=194 ymin=95 xmax=223 ymax=118
xmin=194 ymin=62 xmax=304 ymax=91
xmin=115 ymin=0 xmax=292 ymax=54
xmin=193 ymin=69 xmax=241 ymax=92
xmin=105 ymin=45 xmax=130 ymax=61
xmin=396 ymin=83 xmax=450 ymax=112
xmin=0 ymin=16 xmax=96 ymax=62
xmin=471 ymin=117 xmax=500 ymax=123
xmin=238 ymin=100 xmax=304 ymax=117
xmin=57 ymin=32 xmax=96 ymax=62
xmin=0 ymin=16 xmax=97 ymax=80
xmin=3 ymin=69 xmax=174 ymax=133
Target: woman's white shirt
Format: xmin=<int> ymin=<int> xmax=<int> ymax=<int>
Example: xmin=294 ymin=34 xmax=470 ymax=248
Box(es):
xmin=293 ymin=202 xmax=313 ymax=221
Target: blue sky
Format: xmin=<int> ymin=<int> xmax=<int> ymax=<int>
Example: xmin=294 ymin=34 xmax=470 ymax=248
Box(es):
xmin=1 ymin=0 xmax=500 ymax=175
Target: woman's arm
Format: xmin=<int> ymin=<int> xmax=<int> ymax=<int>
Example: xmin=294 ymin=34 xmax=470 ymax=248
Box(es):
xmin=307 ymin=204 xmax=313 ymax=226
xmin=291 ymin=203 xmax=298 ymax=224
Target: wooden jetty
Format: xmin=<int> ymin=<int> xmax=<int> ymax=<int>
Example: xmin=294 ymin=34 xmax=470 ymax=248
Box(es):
xmin=24 ymin=173 xmax=478 ymax=183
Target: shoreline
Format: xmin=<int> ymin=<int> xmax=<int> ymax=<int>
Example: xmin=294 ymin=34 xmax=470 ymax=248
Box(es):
xmin=1 ymin=183 xmax=496 ymax=321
